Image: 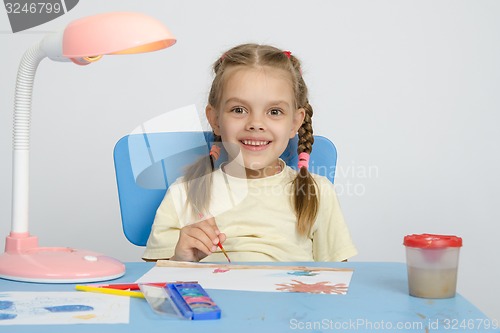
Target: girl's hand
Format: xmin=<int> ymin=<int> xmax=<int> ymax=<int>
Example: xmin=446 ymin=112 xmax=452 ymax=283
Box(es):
xmin=170 ymin=217 xmax=227 ymax=262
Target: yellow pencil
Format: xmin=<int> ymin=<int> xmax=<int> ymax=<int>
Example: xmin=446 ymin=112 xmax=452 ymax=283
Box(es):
xmin=75 ymin=285 xmax=145 ymax=298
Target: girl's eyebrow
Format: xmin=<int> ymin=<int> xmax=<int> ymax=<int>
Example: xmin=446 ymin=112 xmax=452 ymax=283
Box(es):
xmin=224 ymin=97 xmax=291 ymax=108
xmin=223 ymin=97 xmax=247 ymax=105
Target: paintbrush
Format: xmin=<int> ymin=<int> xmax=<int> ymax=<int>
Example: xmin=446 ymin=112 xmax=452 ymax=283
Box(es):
xmin=218 ymin=242 xmax=231 ymax=263
xmin=198 ymin=213 xmax=231 ymax=263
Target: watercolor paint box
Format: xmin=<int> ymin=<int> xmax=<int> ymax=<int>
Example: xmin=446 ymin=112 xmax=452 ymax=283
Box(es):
xmin=139 ymin=282 xmax=221 ymax=320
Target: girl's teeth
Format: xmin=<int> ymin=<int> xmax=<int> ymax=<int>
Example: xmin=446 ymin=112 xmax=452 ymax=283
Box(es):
xmin=243 ymin=140 xmax=269 ymax=146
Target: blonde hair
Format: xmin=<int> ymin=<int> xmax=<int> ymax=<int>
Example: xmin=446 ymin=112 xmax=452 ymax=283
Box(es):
xmin=185 ymin=43 xmax=318 ymax=236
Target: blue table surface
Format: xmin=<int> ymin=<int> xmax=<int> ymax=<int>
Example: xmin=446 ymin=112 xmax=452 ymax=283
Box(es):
xmin=0 ymin=261 xmax=498 ymax=333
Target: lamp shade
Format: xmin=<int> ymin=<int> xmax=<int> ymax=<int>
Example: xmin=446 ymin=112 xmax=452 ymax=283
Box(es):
xmin=63 ymin=12 xmax=176 ymax=58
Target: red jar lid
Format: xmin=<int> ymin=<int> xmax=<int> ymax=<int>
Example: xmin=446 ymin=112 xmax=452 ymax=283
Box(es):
xmin=404 ymin=234 xmax=462 ymax=248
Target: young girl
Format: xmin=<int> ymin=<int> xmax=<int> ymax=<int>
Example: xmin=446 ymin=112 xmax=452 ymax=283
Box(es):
xmin=143 ymin=44 xmax=357 ymax=262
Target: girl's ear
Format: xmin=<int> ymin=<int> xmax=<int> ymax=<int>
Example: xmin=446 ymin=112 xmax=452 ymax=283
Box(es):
xmin=290 ymin=107 xmax=306 ymax=138
xmin=206 ymin=105 xmax=221 ymax=136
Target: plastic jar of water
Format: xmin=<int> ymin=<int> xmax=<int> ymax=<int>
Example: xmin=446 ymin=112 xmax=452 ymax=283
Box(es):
xmin=404 ymin=234 xmax=462 ymax=298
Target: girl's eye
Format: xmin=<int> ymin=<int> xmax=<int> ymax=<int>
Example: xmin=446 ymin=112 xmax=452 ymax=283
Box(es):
xmin=231 ymin=107 xmax=246 ymax=114
xmin=268 ymin=108 xmax=283 ymax=116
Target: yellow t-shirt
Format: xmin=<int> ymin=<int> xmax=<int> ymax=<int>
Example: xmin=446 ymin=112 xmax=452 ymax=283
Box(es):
xmin=143 ymin=163 xmax=357 ymax=262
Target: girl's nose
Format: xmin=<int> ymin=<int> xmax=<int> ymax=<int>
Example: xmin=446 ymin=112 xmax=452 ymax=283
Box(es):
xmin=246 ymin=114 xmax=265 ymax=131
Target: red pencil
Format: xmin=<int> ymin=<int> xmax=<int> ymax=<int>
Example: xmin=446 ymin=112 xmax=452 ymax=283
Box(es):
xmin=95 ymin=282 xmax=197 ymax=290
xmin=95 ymin=282 xmax=166 ymax=290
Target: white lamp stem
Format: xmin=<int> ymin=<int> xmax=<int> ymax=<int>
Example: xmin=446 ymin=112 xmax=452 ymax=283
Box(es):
xmin=11 ymin=42 xmax=47 ymax=234
xmin=11 ymin=151 xmax=30 ymax=233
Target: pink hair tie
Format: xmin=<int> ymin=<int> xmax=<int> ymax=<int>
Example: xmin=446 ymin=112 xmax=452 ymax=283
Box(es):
xmin=210 ymin=145 xmax=221 ymax=161
xmin=298 ymin=152 xmax=310 ymax=169
xmin=283 ymin=50 xmax=292 ymax=59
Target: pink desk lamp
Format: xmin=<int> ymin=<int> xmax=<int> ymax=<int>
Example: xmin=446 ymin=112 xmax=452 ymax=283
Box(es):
xmin=0 ymin=12 xmax=176 ymax=283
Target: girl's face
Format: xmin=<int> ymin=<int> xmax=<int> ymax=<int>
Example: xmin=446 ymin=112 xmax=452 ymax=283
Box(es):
xmin=207 ymin=66 xmax=305 ymax=178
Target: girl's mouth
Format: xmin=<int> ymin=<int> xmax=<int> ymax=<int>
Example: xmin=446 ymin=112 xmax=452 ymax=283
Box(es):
xmin=240 ymin=139 xmax=271 ymax=151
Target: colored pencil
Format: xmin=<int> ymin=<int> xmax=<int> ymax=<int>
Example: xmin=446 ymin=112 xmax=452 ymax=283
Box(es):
xmin=94 ymin=282 xmax=167 ymax=290
xmin=75 ymin=285 xmax=145 ymax=298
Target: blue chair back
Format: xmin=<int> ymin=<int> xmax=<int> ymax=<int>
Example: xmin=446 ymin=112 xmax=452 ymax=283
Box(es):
xmin=113 ymin=132 xmax=337 ymax=246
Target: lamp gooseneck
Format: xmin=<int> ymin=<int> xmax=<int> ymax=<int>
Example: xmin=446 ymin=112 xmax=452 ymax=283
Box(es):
xmin=11 ymin=32 xmax=91 ymax=236
xmin=11 ymin=42 xmax=47 ymax=234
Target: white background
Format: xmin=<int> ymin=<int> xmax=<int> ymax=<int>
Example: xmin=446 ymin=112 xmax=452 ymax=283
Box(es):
xmin=1 ymin=0 xmax=498 ymax=321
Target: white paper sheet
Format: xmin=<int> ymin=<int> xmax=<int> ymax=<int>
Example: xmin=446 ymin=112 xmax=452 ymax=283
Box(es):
xmin=136 ymin=261 xmax=353 ymax=294
xmin=0 ymin=292 xmax=130 ymax=325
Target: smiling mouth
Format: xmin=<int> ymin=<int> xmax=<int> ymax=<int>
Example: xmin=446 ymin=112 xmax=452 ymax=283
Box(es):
xmin=241 ymin=139 xmax=270 ymax=147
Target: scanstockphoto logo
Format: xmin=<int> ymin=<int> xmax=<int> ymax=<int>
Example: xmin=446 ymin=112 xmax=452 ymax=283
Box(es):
xmin=4 ymin=0 xmax=79 ymax=33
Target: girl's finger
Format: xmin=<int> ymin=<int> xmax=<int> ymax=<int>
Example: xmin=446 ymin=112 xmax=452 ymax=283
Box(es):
xmin=191 ymin=218 xmax=222 ymax=244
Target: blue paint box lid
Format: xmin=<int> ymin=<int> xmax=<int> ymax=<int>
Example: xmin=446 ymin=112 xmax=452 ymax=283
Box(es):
xmin=166 ymin=283 xmax=221 ymax=320
xmin=139 ymin=282 xmax=221 ymax=320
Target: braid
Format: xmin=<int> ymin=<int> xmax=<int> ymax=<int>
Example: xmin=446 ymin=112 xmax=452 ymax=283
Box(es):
xmin=297 ymin=101 xmax=314 ymax=154
xmin=184 ymin=132 xmax=221 ymax=218
xmin=293 ymin=101 xmax=319 ymax=236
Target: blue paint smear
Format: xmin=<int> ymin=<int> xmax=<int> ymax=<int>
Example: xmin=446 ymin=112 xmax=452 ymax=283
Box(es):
xmin=44 ymin=305 xmax=94 ymax=312
xmin=0 ymin=313 xmax=17 ymax=320
xmin=0 ymin=300 xmax=14 ymax=310
xmin=287 ymin=270 xmax=318 ymax=277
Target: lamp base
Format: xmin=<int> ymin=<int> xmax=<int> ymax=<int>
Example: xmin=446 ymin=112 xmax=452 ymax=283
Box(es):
xmin=0 ymin=234 xmax=125 ymax=283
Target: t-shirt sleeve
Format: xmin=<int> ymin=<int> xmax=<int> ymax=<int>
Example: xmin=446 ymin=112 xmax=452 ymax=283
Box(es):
xmin=312 ymin=177 xmax=358 ymax=261
xmin=142 ymin=186 xmax=183 ymax=260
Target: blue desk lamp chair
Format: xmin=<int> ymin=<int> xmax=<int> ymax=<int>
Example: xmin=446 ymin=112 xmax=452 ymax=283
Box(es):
xmin=113 ymin=132 xmax=337 ymax=246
